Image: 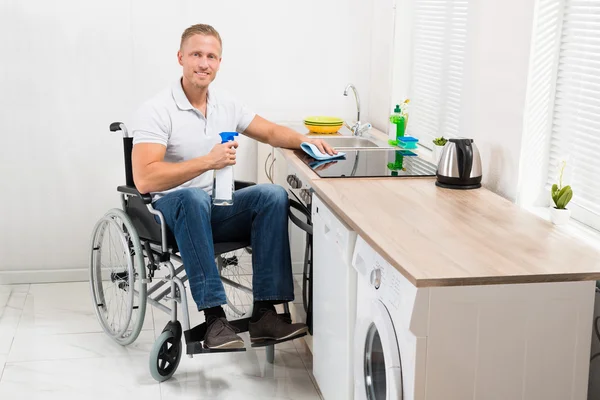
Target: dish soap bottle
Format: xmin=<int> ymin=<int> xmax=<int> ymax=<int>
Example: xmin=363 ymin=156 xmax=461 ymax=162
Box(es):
xmin=213 ymin=131 xmax=238 ymax=206
xmin=388 ymin=101 xmax=408 ymax=146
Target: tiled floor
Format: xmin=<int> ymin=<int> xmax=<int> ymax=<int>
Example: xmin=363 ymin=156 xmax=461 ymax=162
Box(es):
xmin=0 ymin=276 xmax=321 ymax=399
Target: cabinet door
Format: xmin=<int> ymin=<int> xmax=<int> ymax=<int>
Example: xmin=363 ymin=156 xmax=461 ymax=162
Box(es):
xmin=271 ymin=147 xmax=288 ymax=187
xmin=256 ymin=142 xmax=274 ymax=184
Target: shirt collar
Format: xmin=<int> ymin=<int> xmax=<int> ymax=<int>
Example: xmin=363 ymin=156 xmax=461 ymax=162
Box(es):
xmin=172 ymin=78 xmax=216 ymax=112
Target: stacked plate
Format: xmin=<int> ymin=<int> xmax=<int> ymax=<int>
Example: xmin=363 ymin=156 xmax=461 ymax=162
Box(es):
xmin=304 ymin=116 xmax=344 ymax=134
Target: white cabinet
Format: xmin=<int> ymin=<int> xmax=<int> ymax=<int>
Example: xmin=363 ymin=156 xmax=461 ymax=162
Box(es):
xmin=256 ymin=142 xmax=287 ymax=186
xmin=312 ymin=195 xmax=357 ymax=400
xmin=257 ymin=143 xmax=306 ymax=274
xmin=256 ymin=142 xmax=275 ymax=184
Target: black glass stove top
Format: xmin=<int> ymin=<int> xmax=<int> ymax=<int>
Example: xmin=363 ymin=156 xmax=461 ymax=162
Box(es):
xmin=294 ymin=149 xmax=438 ymax=178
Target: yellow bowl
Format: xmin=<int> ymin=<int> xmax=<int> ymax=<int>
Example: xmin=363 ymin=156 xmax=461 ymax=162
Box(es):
xmin=304 ymin=116 xmax=344 ymax=125
xmin=305 ymin=123 xmax=343 ymax=134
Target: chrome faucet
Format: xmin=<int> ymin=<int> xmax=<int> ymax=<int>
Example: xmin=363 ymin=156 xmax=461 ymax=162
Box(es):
xmin=343 ymin=84 xmax=370 ymax=136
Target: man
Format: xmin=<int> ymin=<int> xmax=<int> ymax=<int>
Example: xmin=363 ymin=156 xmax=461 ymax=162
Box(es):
xmin=130 ymin=23 xmax=336 ymax=349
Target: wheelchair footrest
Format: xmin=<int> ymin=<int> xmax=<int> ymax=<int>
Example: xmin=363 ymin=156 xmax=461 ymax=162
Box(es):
xmin=186 ymin=342 xmax=247 ymax=355
xmin=250 ymin=331 xmax=307 ymax=348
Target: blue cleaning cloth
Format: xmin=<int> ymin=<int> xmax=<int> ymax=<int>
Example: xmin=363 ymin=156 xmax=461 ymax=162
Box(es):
xmin=300 ymin=142 xmax=346 ymax=161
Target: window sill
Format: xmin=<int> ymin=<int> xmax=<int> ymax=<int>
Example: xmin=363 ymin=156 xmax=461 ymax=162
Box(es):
xmin=525 ymin=206 xmax=600 ymax=252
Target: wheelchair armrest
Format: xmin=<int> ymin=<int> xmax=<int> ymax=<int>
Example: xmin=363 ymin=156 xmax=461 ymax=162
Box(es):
xmin=234 ymin=180 xmax=256 ymax=190
xmin=117 ymin=185 xmax=153 ymax=204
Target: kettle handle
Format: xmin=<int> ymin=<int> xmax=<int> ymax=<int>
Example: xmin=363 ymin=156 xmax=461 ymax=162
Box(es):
xmin=456 ymin=140 xmax=473 ymax=180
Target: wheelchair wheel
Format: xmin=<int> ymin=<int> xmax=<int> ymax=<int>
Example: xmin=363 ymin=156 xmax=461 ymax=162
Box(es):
xmin=89 ymin=208 xmax=147 ymax=345
xmin=217 ymin=247 xmax=253 ymax=320
xmin=149 ymin=330 xmax=182 ymax=382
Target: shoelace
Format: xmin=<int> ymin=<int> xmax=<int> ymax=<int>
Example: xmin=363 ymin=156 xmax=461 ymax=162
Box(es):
xmin=261 ymin=310 xmax=292 ymax=324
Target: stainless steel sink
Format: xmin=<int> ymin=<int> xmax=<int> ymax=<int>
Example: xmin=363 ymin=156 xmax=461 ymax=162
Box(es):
xmin=320 ymin=136 xmax=394 ymax=149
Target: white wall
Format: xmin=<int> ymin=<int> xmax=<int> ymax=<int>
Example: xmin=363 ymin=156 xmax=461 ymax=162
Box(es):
xmin=367 ymin=0 xmax=397 ymax=135
xmin=0 ymin=0 xmax=372 ymax=282
xmin=459 ymin=0 xmax=537 ymax=201
xmin=390 ymin=0 xmax=537 ymax=202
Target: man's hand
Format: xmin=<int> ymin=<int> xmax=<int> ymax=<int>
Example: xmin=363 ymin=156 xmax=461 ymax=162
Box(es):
xmin=208 ymin=141 xmax=238 ymax=170
xmin=307 ymin=138 xmax=337 ymax=156
xmin=242 ymin=115 xmax=340 ymax=154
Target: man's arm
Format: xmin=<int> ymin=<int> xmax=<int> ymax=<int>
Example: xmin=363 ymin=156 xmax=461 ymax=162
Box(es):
xmin=132 ymin=142 xmax=237 ymax=194
xmin=243 ymin=115 xmax=337 ymax=156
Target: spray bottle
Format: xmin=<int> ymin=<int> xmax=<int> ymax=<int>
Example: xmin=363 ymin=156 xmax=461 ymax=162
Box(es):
xmin=212 ymin=131 xmax=238 ymax=206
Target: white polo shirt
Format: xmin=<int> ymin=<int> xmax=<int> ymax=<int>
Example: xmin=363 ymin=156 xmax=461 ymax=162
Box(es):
xmin=130 ymin=78 xmax=256 ymax=201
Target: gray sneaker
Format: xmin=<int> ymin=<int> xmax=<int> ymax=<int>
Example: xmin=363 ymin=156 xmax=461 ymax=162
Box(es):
xmin=203 ymin=317 xmax=245 ymax=349
xmin=249 ymin=310 xmax=308 ymax=344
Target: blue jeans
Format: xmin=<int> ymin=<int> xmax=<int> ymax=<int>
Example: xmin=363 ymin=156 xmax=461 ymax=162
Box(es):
xmin=153 ymin=184 xmax=294 ymax=310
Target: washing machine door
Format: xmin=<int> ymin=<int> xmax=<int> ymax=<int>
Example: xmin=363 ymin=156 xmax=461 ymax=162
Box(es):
xmin=354 ymin=299 xmax=402 ymax=400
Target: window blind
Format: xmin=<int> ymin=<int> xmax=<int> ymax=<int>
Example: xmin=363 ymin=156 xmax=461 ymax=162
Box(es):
xmin=546 ymin=0 xmax=600 ymax=230
xmin=407 ymin=0 xmax=469 ymax=148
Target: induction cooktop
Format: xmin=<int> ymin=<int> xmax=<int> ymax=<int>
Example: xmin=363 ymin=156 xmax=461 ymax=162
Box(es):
xmin=294 ymin=149 xmax=438 ymax=178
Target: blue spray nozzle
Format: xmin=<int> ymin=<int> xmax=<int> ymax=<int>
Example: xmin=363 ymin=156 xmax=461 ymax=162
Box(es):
xmin=219 ymin=131 xmax=239 ymax=144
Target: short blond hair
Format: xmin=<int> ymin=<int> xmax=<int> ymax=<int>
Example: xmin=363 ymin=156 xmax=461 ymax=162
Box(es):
xmin=180 ymin=24 xmax=222 ymax=50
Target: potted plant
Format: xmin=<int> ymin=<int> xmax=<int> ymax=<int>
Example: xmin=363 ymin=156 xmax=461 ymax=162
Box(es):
xmin=432 ymin=136 xmax=448 ymax=164
xmin=550 ymin=160 xmax=573 ymax=225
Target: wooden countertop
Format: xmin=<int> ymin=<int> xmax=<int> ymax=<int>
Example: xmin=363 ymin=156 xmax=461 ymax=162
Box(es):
xmin=277 ymin=131 xmax=600 ymax=287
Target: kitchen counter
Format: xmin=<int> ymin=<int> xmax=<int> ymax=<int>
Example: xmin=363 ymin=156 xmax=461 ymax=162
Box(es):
xmin=278 ymin=128 xmax=600 ymax=287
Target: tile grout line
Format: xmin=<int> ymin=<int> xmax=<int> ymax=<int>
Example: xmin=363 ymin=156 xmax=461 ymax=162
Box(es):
xmin=292 ymin=339 xmax=323 ymax=399
xmin=0 ymin=284 xmax=31 ymax=382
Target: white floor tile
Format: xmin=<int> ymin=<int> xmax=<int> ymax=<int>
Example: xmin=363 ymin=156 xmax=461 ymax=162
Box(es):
xmin=0 ymin=286 xmax=29 ymax=356
xmin=0 ymin=281 xmax=320 ymax=400
xmin=161 ymin=374 xmax=319 ymax=400
xmin=7 ymin=329 xmax=155 ymax=363
xmin=293 ymin=338 xmax=313 ymax=372
xmin=160 ymin=348 xmax=320 ymax=399
xmin=17 ymin=282 xmax=153 ymax=336
xmin=0 ymin=285 xmax=30 ymax=297
xmin=294 ymin=338 xmax=323 ymax=399
xmin=0 ymin=356 xmax=161 ymax=400
xmin=179 ymin=346 xmax=307 ymax=377
xmin=0 ymin=286 xmax=9 ymax=303
xmin=0 ymin=355 xmax=6 ymax=381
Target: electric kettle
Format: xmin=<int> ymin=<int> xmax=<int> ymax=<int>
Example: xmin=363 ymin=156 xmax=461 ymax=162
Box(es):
xmin=436 ymin=138 xmax=482 ymax=189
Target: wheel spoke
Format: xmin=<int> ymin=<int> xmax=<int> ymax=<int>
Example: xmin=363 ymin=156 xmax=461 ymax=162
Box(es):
xmin=90 ymin=210 xmax=147 ymax=345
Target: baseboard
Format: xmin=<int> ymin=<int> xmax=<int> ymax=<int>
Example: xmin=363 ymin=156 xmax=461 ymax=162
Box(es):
xmin=0 ymin=268 xmax=89 ymax=285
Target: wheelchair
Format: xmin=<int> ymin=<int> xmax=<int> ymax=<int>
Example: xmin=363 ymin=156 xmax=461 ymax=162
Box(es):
xmin=89 ymin=122 xmax=302 ymax=382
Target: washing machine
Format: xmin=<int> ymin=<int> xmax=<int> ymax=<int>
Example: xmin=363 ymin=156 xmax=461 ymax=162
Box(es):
xmin=352 ymin=236 xmax=429 ymax=400
xmin=352 ymin=233 xmax=597 ymax=400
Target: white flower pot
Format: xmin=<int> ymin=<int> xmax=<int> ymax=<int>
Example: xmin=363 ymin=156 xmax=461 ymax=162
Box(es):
xmin=549 ymin=207 xmax=571 ymax=225
xmin=433 ymin=145 xmax=444 ymax=165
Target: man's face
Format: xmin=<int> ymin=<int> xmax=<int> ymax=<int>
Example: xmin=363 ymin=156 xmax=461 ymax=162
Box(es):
xmin=178 ymin=34 xmax=222 ymax=90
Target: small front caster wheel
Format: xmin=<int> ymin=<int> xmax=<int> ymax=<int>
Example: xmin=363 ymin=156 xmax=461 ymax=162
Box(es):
xmin=149 ymin=330 xmax=182 ymax=382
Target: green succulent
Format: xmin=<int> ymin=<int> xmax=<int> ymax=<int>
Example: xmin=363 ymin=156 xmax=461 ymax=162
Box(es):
xmin=551 ymin=161 xmax=573 ymax=209
xmin=552 ymin=184 xmax=572 ymax=209
xmin=432 ymin=136 xmax=447 ymax=146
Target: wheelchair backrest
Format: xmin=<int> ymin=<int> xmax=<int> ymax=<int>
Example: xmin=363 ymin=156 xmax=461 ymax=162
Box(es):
xmin=110 ymin=122 xmax=135 ymax=188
